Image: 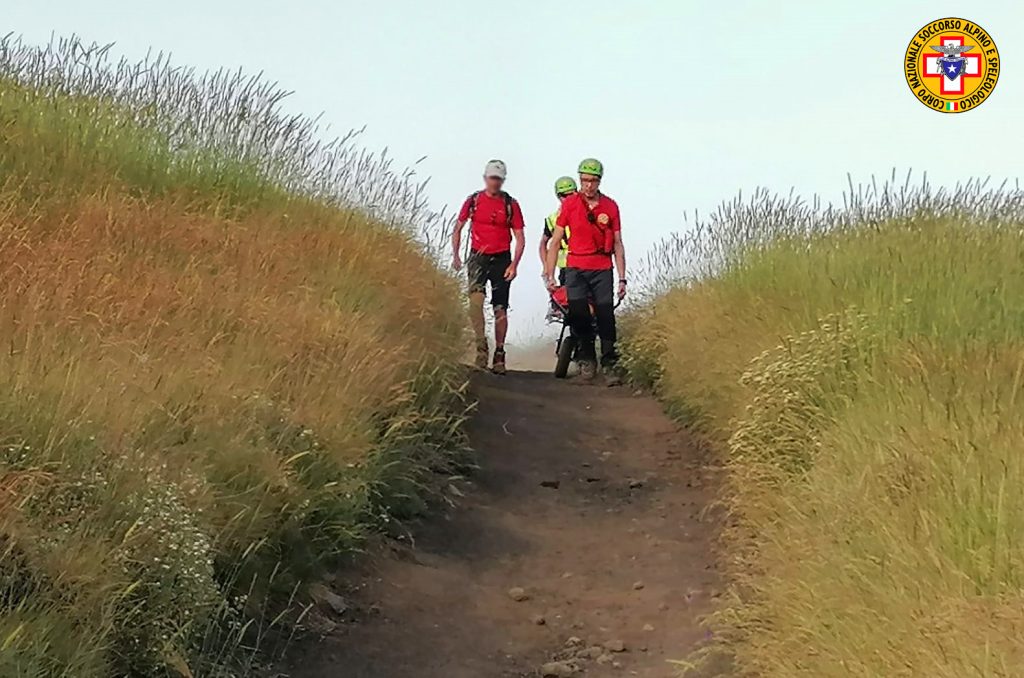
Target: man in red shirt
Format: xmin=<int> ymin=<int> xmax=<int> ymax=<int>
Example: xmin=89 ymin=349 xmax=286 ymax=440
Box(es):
xmin=543 ymin=158 xmax=627 ymax=383
xmin=451 ymin=159 xmax=526 ymax=375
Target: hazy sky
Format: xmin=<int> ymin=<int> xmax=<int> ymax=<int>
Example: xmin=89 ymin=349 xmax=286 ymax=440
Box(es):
xmin=9 ymin=1 xmax=1024 ymax=340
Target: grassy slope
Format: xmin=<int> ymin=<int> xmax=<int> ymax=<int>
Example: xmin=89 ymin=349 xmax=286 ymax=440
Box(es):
xmin=624 ymin=181 xmax=1024 ymax=676
xmin=0 ymin=37 xmax=465 ymax=676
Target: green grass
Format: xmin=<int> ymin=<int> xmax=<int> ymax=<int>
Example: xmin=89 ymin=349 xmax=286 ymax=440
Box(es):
xmin=624 ymin=174 xmax=1024 ymax=676
xmin=0 ymin=34 xmax=467 ymax=676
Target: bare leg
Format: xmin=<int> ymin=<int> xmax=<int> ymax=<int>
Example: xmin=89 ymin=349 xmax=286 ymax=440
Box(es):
xmin=469 ymin=292 xmax=486 ymax=343
xmin=469 ymin=291 xmax=488 ymax=368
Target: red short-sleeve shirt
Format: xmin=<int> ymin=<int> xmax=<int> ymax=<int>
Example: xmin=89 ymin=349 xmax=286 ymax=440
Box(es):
xmin=458 ymin=191 xmax=525 ymax=255
xmin=556 ymin=193 xmax=620 ymax=270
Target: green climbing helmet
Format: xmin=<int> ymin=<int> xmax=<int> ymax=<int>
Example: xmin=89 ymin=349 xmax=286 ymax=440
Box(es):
xmin=577 ymin=157 xmax=604 ymax=178
xmin=554 ymin=176 xmax=578 ymax=196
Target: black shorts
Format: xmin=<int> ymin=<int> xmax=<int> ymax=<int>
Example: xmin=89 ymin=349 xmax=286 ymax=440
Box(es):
xmin=467 ymin=250 xmax=511 ymax=308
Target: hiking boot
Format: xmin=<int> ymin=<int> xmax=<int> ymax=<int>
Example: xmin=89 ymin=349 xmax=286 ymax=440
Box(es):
xmin=579 ymin=360 xmax=597 ymax=382
xmin=474 ymin=340 xmax=489 ymax=370
xmin=491 ymin=348 xmax=507 ymax=375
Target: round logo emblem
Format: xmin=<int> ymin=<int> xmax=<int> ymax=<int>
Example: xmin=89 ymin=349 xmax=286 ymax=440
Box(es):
xmin=597 ymin=213 xmax=610 ymax=225
xmin=904 ymin=18 xmax=1000 ymax=113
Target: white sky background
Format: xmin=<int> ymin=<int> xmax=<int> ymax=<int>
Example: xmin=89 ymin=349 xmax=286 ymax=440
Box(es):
xmin=8 ymin=1 xmax=1024 ymax=341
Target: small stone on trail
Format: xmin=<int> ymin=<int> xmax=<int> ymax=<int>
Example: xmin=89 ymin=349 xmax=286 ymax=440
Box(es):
xmin=310 ymin=584 xmax=348 ymax=616
xmin=532 ymin=615 xmax=547 ymax=626
xmin=632 ymin=581 xmax=645 ymax=591
xmin=575 ymin=646 xmax=604 ymax=660
xmin=643 ymin=623 xmax=655 ymax=632
xmin=596 ymin=654 xmax=614 ymax=665
xmin=508 ymin=587 xmax=530 ymax=602
xmin=612 ymin=661 xmax=623 ymax=669
xmin=628 ymin=479 xmax=644 ymax=489
xmin=565 ymin=636 xmax=585 ymax=648
xmin=603 ymin=639 xmax=627 ymax=653
xmin=659 ymin=602 xmax=670 ymax=611
xmin=541 ymin=660 xmax=578 ymax=677
xmin=541 ymin=480 xmax=561 ymax=489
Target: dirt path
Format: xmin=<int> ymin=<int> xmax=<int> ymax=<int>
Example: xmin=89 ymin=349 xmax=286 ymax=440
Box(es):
xmin=285 ymin=368 xmax=722 ymax=678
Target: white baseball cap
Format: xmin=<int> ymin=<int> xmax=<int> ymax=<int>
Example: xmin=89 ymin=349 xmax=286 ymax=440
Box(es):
xmin=484 ymin=159 xmax=507 ymax=179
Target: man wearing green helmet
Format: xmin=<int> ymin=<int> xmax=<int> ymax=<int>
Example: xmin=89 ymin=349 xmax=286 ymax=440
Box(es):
xmin=538 ymin=175 xmax=577 ymax=288
xmin=543 ymin=158 xmax=627 ymax=383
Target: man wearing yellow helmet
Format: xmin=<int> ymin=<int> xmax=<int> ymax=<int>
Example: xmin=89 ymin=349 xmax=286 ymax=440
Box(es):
xmin=538 ymin=176 xmax=577 ymax=287
xmin=543 ymin=158 xmax=627 ymax=384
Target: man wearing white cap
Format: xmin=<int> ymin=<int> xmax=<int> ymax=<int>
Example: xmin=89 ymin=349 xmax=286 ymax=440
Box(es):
xmin=451 ymin=159 xmax=526 ymax=374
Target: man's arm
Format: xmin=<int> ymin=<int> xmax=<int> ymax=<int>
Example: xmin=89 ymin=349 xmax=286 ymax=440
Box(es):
xmin=503 ymin=200 xmax=527 ymax=280
xmin=539 ymin=218 xmax=552 ymax=266
xmin=451 ymin=219 xmax=467 ymax=270
xmin=506 ymin=228 xmax=526 ymax=281
xmin=452 ymin=196 xmax=474 ymax=270
xmin=544 ymin=225 xmax=566 ymax=290
xmin=613 ymin=231 xmax=627 ymax=299
xmin=538 ymin=233 xmax=551 ymax=266
xmin=512 ymin=228 xmax=526 ymax=266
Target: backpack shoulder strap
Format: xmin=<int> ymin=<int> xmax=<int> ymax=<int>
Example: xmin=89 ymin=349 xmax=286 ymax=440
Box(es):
xmin=501 ymin=191 xmax=514 ymax=227
xmin=466 ymin=191 xmax=481 ymax=221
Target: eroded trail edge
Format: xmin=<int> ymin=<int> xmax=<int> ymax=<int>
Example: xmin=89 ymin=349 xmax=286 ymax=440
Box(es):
xmin=288 ymin=371 xmax=723 ymax=678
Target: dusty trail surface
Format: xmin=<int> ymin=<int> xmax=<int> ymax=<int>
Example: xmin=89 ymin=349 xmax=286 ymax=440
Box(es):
xmin=287 ymin=368 xmax=722 ymax=677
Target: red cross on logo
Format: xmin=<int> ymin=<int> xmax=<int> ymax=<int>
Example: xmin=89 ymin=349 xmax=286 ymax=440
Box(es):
xmin=922 ymin=35 xmax=982 ymax=95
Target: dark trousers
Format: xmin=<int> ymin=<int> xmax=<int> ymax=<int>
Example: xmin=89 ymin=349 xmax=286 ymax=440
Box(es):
xmin=564 ymin=267 xmax=617 ymax=367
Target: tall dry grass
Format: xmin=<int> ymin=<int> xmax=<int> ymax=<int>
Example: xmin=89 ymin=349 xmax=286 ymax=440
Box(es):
xmin=0 ymin=35 xmax=466 ymax=676
xmin=624 ymin=173 xmax=1024 ymax=677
